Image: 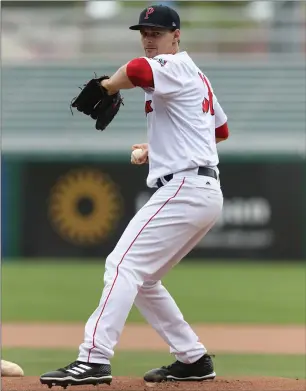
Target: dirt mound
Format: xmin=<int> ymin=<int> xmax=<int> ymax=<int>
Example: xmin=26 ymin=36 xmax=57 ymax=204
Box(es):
xmin=3 ymin=323 xmax=305 ymax=354
xmin=3 ymin=377 xmax=306 ymax=391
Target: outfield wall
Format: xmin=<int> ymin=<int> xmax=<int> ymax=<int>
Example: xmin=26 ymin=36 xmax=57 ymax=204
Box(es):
xmin=2 ymin=154 xmax=305 ymax=260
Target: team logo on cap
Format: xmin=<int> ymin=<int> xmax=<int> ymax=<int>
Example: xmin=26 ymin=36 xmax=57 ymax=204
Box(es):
xmin=144 ymin=7 xmax=154 ymax=19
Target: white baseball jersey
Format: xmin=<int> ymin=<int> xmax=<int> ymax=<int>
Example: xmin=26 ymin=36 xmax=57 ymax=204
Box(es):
xmin=142 ymin=51 xmax=227 ymax=188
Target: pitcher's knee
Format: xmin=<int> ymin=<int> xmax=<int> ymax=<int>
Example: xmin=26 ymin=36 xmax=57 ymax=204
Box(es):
xmin=140 ymin=280 xmax=161 ymax=290
xmin=104 ymin=256 xmax=144 ymax=287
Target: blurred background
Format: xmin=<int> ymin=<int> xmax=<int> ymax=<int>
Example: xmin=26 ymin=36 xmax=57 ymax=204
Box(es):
xmin=1 ymin=0 xmax=306 ymax=382
xmin=1 ymin=0 xmax=306 ymax=260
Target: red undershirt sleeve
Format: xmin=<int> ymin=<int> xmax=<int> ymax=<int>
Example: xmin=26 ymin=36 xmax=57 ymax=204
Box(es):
xmin=126 ymin=58 xmax=154 ymax=88
xmin=215 ymin=122 xmax=229 ymax=139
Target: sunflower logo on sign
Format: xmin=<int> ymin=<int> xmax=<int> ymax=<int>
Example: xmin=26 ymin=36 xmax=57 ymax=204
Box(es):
xmin=48 ymin=168 xmax=123 ymax=246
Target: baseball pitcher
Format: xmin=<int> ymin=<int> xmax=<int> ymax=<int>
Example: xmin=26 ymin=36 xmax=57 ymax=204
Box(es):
xmin=41 ymin=4 xmax=229 ymax=388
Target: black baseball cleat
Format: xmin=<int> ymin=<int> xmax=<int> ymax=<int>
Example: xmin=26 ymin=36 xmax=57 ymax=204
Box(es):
xmin=143 ymin=353 xmax=216 ymax=382
xmin=40 ymin=360 xmax=112 ymax=388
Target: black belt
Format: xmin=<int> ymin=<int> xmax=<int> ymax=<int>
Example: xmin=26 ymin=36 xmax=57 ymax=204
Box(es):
xmin=156 ymin=167 xmax=218 ymax=188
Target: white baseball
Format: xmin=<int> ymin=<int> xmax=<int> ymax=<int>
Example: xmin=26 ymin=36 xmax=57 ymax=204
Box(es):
xmin=1 ymin=360 xmax=24 ymax=377
xmin=131 ymin=148 xmax=143 ymax=163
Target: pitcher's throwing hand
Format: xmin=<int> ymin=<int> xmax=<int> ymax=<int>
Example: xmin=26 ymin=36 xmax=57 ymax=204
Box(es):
xmin=131 ymin=143 xmax=149 ymax=164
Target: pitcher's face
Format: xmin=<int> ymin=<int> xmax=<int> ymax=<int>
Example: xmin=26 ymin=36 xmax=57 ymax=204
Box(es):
xmin=140 ymin=27 xmax=180 ymax=58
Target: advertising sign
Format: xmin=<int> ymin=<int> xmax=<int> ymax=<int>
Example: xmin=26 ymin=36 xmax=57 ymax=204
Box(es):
xmin=22 ymin=160 xmax=303 ymax=260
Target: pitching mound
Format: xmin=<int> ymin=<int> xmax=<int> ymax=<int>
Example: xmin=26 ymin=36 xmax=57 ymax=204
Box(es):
xmin=2 ymin=377 xmax=306 ymax=391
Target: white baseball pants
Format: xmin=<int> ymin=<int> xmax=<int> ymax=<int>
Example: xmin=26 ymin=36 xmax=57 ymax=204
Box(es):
xmin=78 ymin=172 xmax=223 ymax=365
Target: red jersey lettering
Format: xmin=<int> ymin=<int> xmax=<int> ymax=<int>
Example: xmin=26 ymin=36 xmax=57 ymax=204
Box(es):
xmin=145 ymin=100 xmax=153 ymax=115
xmin=198 ymin=72 xmax=215 ymax=115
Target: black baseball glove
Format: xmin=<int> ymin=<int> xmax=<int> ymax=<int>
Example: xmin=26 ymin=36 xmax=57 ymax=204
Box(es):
xmin=70 ymin=75 xmax=124 ymax=131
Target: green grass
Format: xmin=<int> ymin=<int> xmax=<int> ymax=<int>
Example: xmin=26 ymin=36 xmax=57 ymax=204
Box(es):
xmin=2 ymin=348 xmax=306 ymax=379
xmin=2 ymin=260 xmax=305 ymax=324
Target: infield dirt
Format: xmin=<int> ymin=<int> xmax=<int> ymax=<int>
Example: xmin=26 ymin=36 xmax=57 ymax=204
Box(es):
xmin=2 ymin=323 xmax=305 ymax=391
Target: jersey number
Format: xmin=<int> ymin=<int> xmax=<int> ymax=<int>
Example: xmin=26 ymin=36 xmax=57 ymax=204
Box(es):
xmin=145 ymin=100 xmax=153 ymax=115
xmin=198 ymin=72 xmax=215 ymax=115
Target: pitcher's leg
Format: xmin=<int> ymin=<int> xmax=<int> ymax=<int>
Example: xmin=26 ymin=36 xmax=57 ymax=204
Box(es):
xmin=135 ymin=225 xmax=216 ymax=364
xmin=40 ymin=178 xmax=222 ymax=386
xmin=135 ymin=280 xmax=206 ymax=364
xmin=140 ymin=283 xmax=216 ymax=383
xmin=78 ymin=260 xmax=141 ymax=364
xmin=77 ymin=179 xmax=200 ymax=364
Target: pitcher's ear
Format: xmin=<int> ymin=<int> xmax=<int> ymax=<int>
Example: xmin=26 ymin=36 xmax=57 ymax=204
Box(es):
xmin=173 ymin=29 xmax=180 ymax=44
